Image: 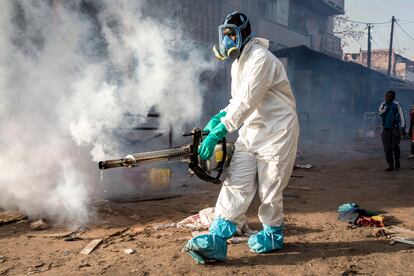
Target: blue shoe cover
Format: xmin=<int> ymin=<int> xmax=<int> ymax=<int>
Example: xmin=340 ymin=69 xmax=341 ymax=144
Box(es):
xmin=184 ymin=233 xmax=227 ymax=264
xmin=248 ymin=224 xmax=284 ymax=253
xmin=209 ymin=217 xmax=237 ymax=239
xmin=183 ymin=217 xmax=237 ymax=264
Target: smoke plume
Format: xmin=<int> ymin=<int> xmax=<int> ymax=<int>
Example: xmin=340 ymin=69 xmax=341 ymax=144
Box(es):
xmin=0 ymin=0 xmax=213 ymax=226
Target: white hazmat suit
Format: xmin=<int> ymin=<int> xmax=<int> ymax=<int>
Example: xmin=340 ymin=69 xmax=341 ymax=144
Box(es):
xmin=216 ymin=37 xmax=299 ymax=227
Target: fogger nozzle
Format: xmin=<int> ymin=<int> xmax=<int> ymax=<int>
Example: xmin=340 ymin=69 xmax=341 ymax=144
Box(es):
xmin=98 ymin=159 xmax=130 ymax=170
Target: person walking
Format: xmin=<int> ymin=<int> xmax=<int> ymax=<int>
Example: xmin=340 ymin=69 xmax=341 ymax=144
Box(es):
xmin=379 ymin=90 xmax=406 ymax=171
xmin=408 ymin=101 xmax=414 ymax=159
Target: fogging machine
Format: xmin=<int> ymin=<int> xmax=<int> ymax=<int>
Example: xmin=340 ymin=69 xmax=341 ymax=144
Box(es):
xmin=98 ymin=128 xmax=234 ymax=184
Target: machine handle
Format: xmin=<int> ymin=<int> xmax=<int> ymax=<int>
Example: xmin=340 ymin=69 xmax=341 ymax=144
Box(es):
xmin=183 ymin=130 xmax=210 ymax=137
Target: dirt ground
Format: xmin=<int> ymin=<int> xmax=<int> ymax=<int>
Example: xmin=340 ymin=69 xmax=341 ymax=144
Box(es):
xmin=1 ymin=140 xmax=413 ymax=275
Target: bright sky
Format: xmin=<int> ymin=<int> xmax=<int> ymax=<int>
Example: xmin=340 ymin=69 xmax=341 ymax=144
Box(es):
xmin=343 ymin=0 xmax=414 ymax=59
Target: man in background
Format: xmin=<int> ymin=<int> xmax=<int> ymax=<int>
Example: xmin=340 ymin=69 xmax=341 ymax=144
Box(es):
xmin=408 ymin=100 xmax=414 ymax=160
xmin=379 ymin=90 xmax=406 ymax=171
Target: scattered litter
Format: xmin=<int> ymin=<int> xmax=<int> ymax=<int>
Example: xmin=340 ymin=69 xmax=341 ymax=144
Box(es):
xmin=392 ymin=237 xmax=414 ymax=246
xmin=129 ymin=214 xmax=142 ymax=220
xmin=26 ymin=230 xmax=73 ymax=239
xmin=80 ymin=239 xmax=103 ymax=255
xmin=0 ymin=211 xmax=27 ymax=225
xmin=27 ymin=263 xmax=52 ymax=275
xmin=153 ymin=223 xmax=176 ymax=230
xmin=149 ymin=207 xmax=256 ymax=240
xmin=384 ymin=226 xmax=414 ymax=246
xmin=0 ymin=256 xmax=5 ymax=263
xmin=108 ymin=194 xmax=181 ymax=203
xmin=75 ymin=226 xmax=90 ymax=233
xmin=375 ymin=229 xmax=388 ymax=237
xmin=355 ymin=215 xmax=384 ymax=227
xmin=30 ymin=219 xmax=49 ymax=230
xmin=124 ymin=248 xmax=135 ymax=254
xmin=198 ymin=207 xmax=216 ymax=226
xmin=27 ymin=226 xmax=88 ymax=241
xmin=176 ymin=207 xmax=215 ymax=230
xmin=337 ymin=203 xmax=384 ymax=227
xmin=342 ymin=264 xmax=359 ymax=276
xmin=228 ymin=236 xmax=249 ymax=244
xmin=286 ymin=185 xmax=311 ymax=191
xmin=239 ymin=224 xmax=257 ymax=236
xmin=177 ymin=214 xmax=205 ymax=229
xmin=386 ymin=226 xmax=414 ymax=236
xmin=79 ymin=260 xmax=90 ymax=268
xmin=102 ymin=227 xmax=129 ymax=240
xmin=294 ymin=164 xmax=312 ymax=169
xmin=63 ymin=235 xmax=83 ymax=241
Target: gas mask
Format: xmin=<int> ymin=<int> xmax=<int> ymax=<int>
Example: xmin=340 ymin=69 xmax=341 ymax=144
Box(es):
xmin=213 ymin=25 xmax=242 ymax=61
xmin=213 ymin=12 xmax=251 ymax=61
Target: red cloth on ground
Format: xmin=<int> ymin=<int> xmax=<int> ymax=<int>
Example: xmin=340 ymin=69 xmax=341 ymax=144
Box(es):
xmin=355 ymin=216 xmax=384 ymax=227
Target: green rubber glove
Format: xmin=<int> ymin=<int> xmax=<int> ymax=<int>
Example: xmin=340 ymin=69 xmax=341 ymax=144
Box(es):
xmin=198 ymin=122 xmax=228 ymax=160
xmin=203 ymin=111 xmax=227 ymax=134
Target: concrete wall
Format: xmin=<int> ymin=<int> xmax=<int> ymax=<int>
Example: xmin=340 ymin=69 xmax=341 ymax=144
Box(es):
xmin=321 ymin=0 xmax=344 ymax=13
xmin=289 ymin=0 xmax=342 ymax=57
xmin=175 ymin=0 xmax=223 ymax=45
xmin=257 ymin=19 xmax=311 ymax=50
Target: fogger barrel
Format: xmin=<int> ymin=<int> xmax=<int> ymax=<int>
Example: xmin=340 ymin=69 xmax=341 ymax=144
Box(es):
xmin=98 ymin=146 xmax=192 ymax=170
xmin=97 ymin=127 xmax=235 ymax=184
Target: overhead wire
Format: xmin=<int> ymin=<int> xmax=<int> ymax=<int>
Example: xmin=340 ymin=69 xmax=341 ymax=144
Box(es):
xmin=371 ymin=36 xmax=382 ymax=49
xmin=393 ymin=28 xmax=405 ymax=55
xmin=339 ymin=17 xmax=414 ymax=56
xmin=398 ymin=19 xmax=414 ymax=24
xmin=395 ymin=20 xmax=414 ymax=41
xmin=370 ymin=26 xmax=389 ymax=48
xmin=359 ymin=30 xmax=365 ymax=50
xmin=340 ymin=17 xmax=391 ymax=25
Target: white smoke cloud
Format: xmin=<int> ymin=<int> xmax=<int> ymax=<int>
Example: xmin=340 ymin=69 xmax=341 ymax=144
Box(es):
xmin=0 ymin=0 xmax=214 ymax=226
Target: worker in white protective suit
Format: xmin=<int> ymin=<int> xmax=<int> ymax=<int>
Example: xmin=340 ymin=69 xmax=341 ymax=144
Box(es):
xmin=184 ymin=11 xmax=299 ymax=264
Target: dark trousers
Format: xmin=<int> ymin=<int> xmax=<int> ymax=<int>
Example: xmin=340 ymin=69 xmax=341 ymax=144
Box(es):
xmin=381 ymin=128 xmax=401 ymax=167
xmin=411 ymin=141 xmax=414 ymax=154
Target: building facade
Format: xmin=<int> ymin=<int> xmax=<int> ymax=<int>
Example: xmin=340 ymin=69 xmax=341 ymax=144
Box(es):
xmin=276 ymin=46 xmax=414 ymax=142
xmin=177 ymin=0 xmax=344 ymax=58
xmin=344 ymin=49 xmax=414 ymax=82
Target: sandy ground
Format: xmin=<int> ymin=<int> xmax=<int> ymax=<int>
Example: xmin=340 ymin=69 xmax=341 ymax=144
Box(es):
xmin=1 ymin=140 xmax=413 ymax=275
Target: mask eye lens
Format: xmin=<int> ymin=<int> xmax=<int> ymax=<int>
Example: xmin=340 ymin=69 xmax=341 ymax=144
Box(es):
xmin=223 ymin=28 xmax=236 ymax=37
xmin=227 ymin=31 xmax=236 ymax=37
